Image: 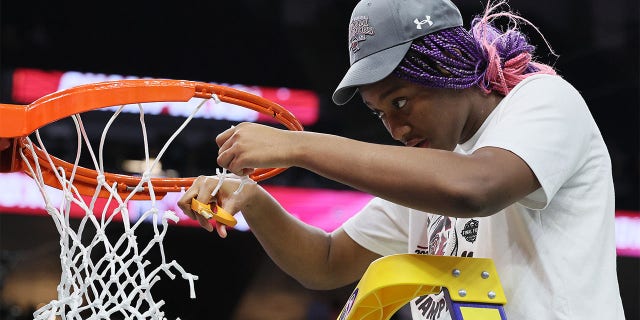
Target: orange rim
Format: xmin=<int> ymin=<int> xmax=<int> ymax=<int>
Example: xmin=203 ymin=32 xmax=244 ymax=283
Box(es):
xmin=0 ymin=79 xmax=303 ymax=199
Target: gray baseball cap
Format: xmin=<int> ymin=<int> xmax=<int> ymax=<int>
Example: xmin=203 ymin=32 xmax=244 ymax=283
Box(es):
xmin=332 ymin=0 xmax=463 ymax=105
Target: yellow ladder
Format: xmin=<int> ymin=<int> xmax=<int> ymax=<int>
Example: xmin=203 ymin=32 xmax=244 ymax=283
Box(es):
xmin=337 ymin=254 xmax=507 ymax=320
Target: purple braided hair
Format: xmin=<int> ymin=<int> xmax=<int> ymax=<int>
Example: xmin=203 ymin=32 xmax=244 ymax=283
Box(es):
xmin=394 ymin=1 xmax=557 ymax=95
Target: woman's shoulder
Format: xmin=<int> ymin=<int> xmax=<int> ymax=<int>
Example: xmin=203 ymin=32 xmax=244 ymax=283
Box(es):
xmin=509 ymin=74 xmax=578 ymax=96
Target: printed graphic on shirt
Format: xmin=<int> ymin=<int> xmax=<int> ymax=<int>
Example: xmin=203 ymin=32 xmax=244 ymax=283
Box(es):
xmin=410 ymin=215 xmax=480 ymax=320
xmin=462 ymin=219 xmax=479 ymax=243
xmin=416 ymin=215 xmax=459 ymax=256
xmin=413 ymin=289 xmax=454 ymax=320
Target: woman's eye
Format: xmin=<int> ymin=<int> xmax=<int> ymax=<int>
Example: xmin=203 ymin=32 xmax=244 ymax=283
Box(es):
xmin=392 ymin=98 xmax=407 ymax=109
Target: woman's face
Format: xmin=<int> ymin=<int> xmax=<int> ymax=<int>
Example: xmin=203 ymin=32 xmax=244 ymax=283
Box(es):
xmin=359 ymin=76 xmax=480 ymax=151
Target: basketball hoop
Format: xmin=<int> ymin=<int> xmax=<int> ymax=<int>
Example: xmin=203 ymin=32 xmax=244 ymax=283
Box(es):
xmin=0 ymin=79 xmax=303 ymax=319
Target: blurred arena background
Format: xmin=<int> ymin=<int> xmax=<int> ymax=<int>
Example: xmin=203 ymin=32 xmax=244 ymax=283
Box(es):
xmin=1 ymin=0 xmax=638 ymax=319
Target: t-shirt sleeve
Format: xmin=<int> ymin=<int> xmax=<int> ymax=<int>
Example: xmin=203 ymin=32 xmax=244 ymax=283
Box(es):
xmin=341 ymin=197 xmax=410 ymax=256
xmin=472 ymin=75 xmax=593 ymax=209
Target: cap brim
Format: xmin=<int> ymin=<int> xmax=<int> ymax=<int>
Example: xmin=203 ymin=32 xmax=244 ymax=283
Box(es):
xmin=332 ymin=42 xmax=412 ymax=105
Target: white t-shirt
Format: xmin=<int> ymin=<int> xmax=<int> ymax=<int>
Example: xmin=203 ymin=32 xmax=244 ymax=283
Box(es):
xmin=342 ymin=75 xmax=626 ymax=320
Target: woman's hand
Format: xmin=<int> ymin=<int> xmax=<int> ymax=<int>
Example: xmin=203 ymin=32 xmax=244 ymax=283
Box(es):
xmin=177 ymin=175 xmax=256 ymax=238
xmin=216 ymin=123 xmax=300 ymax=176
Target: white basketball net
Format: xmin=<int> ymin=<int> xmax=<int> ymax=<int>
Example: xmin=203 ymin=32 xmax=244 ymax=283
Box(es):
xmin=19 ymin=96 xmax=221 ymax=320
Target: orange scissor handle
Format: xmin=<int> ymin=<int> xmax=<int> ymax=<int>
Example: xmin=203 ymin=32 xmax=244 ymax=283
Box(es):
xmin=190 ymin=199 xmax=237 ymax=227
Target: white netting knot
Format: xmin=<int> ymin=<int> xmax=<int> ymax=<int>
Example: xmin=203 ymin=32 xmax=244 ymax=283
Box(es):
xmin=21 ymin=95 xmax=212 ymax=320
xmin=96 ymin=173 xmax=106 ymax=186
xmin=125 ymin=229 xmax=136 ymax=238
xmin=163 ymin=210 xmax=180 ymax=224
xmin=211 ymin=167 xmax=252 ymax=197
xmin=234 ymin=175 xmax=253 ymax=195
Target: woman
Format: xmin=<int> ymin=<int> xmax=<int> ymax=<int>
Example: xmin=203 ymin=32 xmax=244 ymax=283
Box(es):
xmin=178 ymin=0 xmax=626 ymax=318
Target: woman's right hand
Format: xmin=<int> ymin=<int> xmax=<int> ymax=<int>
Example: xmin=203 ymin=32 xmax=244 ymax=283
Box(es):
xmin=177 ymin=175 xmax=256 ymax=238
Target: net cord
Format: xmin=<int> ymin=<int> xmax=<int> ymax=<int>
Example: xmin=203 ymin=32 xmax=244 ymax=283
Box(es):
xmin=21 ymin=95 xmax=221 ymax=320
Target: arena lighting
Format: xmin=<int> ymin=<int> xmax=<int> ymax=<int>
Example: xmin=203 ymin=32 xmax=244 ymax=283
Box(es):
xmin=9 ymin=68 xmax=320 ymax=125
xmin=0 ymin=172 xmax=638 ymax=257
xmin=0 ymin=172 xmax=372 ymax=232
xmin=615 ymin=211 xmax=640 ymax=258
xmin=121 ymin=158 xmax=180 ymax=178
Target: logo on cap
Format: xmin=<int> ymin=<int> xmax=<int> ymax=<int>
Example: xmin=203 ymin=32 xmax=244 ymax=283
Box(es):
xmin=349 ymin=15 xmax=375 ymax=53
xmin=414 ymin=15 xmax=434 ymax=29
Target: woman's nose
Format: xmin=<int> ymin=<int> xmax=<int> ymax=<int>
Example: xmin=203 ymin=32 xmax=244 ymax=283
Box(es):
xmin=384 ymin=117 xmax=410 ymax=143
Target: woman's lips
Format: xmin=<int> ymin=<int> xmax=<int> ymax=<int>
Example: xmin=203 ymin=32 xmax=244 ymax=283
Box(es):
xmin=417 ymin=140 xmax=430 ymax=148
xmin=406 ymin=138 xmax=430 ymax=148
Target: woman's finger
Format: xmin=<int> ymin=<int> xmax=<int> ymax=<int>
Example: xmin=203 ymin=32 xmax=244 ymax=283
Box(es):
xmin=215 ymin=223 xmax=227 ymax=238
xmin=177 ymin=176 xmax=208 ymax=220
